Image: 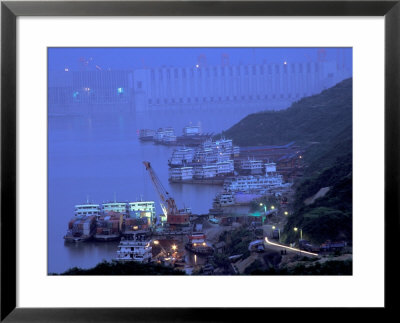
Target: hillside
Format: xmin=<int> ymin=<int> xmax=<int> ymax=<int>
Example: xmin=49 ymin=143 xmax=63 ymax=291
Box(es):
xmin=220 ymin=78 xmax=352 ymax=174
xmin=220 ymin=79 xmax=353 ymax=244
xmin=221 ymin=78 xmax=352 ymax=147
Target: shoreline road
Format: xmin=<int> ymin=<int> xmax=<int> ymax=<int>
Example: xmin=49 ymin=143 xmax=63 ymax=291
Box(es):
xmin=264 ymin=237 xmax=319 ymax=257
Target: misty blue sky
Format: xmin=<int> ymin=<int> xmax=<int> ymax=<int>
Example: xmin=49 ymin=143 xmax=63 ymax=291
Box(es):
xmin=48 ymin=47 xmax=352 ymax=71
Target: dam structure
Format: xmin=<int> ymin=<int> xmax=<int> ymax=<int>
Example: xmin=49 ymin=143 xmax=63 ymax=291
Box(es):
xmin=49 ymin=59 xmax=350 ymax=115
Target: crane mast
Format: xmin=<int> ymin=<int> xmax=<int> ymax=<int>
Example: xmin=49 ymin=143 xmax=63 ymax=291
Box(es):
xmin=143 ymin=161 xmax=189 ymax=226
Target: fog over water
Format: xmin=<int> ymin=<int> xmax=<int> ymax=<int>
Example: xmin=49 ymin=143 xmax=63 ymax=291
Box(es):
xmin=48 ymin=107 xmax=261 ymax=273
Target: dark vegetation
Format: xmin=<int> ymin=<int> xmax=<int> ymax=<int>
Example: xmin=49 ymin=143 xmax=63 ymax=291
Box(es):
xmin=54 ymin=260 xmax=185 ymax=275
xmin=218 ymin=227 xmax=253 ymax=259
xmin=247 ymin=259 xmax=352 ymax=275
xmin=220 ymin=79 xmax=353 ymax=244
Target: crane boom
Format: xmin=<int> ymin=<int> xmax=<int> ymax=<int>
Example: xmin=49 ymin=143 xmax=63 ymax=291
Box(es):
xmin=143 ymin=161 xmax=189 ymax=226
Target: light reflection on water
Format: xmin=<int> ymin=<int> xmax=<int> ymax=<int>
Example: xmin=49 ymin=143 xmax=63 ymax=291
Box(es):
xmin=48 ymin=106 xmax=263 ymax=274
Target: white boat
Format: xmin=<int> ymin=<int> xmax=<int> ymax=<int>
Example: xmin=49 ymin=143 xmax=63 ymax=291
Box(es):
xmin=183 ymin=125 xmax=201 ymax=136
xmin=154 ymin=127 xmax=175 ymax=143
xmin=223 ymin=174 xmax=288 ymax=192
xmin=169 ymin=166 xmax=194 ymax=181
xmin=74 ymin=203 xmax=101 ymax=218
xmin=114 ymin=236 xmax=153 ymax=263
xmin=216 ymin=160 xmax=234 ymax=175
xmin=139 ymin=129 xmax=156 ymax=141
xmin=193 ymin=164 xmax=218 ymax=179
xmin=239 ymin=158 xmax=264 ymax=174
xmin=213 ymin=191 xmax=235 ymax=208
xmin=169 ymin=147 xmax=195 ymax=166
xmin=102 ymin=202 xmax=128 ymax=215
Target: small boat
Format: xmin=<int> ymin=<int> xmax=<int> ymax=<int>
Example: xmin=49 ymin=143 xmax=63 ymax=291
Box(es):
xmin=114 ymin=236 xmax=152 ymax=263
xmin=185 ymin=232 xmax=214 ymax=256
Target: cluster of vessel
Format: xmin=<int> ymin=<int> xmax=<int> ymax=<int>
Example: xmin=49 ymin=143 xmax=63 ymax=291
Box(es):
xmin=64 ymin=200 xmax=156 ymax=243
xmin=139 ymin=125 xmax=212 ymax=146
xmin=168 ymin=138 xmax=239 ymax=182
xmin=65 ymin=123 xmax=294 ymax=269
xmin=139 ymin=124 xmax=293 ymax=211
xmin=212 ymin=162 xmax=291 ymax=209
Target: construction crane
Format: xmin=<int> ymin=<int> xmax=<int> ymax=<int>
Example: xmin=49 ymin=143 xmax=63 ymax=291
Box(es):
xmin=143 ymin=161 xmax=190 ymax=226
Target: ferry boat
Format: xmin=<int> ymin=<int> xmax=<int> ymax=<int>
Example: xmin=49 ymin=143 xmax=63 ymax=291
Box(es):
xmin=185 ymin=232 xmax=214 ymax=256
xmin=102 ymin=202 xmax=128 ymax=215
xmin=239 ymin=158 xmax=264 ymax=174
xmin=216 ymin=160 xmax=234 ymax=175
xmin=74 ymin=203 xmax=101 ymax=218
xmin=161 ymin=134 xmax=177 ymax=144
xmin=223 ymin=174 xmax=288 ymax=192
xmin=114 ymin=236 xmax=153 ymax=263
xmin=169 ymin=147 xmax=195 ymax=167
xmin=213 ymin=191 xmax=235 ymax=208
xmin=154 ymin=127 xmax=175 ymax=143
xmin=169 ymin=166 xmax=194 ymax=182
xmin=183 ymin=125 xmax=201 ymax=136
xmin=138 ymin=129 xmax=156 ymax=141
xmin=193 ymin=164 xmax=218 ymax=179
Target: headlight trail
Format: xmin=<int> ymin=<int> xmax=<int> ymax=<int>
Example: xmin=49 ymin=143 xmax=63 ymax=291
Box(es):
xmin=264 ymin=237 xmax=319 ymax=256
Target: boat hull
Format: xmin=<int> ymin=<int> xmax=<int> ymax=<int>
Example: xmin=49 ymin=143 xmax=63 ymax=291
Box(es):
xmin=64 ymin=235 xmax=92 ymax=243
xmin=185 ymin=243 xmax=214 ymax=256
xmin=94 ymin=234 xmax=121 ymax=242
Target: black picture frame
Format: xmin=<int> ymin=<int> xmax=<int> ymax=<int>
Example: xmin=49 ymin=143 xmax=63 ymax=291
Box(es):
xmin=1 ymin=1 xmax=399 ymax=321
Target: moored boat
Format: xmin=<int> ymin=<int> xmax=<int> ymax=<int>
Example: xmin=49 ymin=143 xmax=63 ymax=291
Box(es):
xmin=114 ymin=235 xmax=153 ymax=263
xmin=185 ymin=232 xmax=214 ymax=256
xmin=64 ymin=215 xmax=96 ymax=243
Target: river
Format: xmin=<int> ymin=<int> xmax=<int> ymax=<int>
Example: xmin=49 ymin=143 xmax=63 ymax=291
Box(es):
xmin=48 ymin=106 xmax=264 ymax=273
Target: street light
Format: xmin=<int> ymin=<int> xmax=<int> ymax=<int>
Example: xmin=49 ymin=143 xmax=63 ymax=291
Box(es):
xmin=260 ymin=203 xmax=267 ymax=214
xmin=293 ymin=227 xmax=303 ymax=240
xmin=271 ymin=205 xmax=275 ymax=210
xmin=284 ymin=211 xmax=289 ymax=216
xmin=294 ymin=227 xmax=303 ymax=256
xmin=271 ymin=225 xmax=280 ymax=242
xmin=171 ymin=244 xmax=177 ymax=251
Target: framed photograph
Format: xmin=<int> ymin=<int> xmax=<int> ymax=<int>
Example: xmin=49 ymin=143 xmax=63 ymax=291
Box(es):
xmin=1 ymin=0 xmax=399 ymax=321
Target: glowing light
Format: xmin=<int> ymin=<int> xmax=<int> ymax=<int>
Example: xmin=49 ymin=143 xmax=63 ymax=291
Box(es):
xmin=272 ymin=226 xmax=276 ymax=230
xmin=202 ymin=242 xmax=206 ymax=246
xmin=153 ymin=240 xmax=159 ymax=245
xmin=64 ymin=68 xmax=69 ymax=72
xmin=299 ymin=155 xmax=302 ymax=159
xmin=284 ymin=61 xmax=287 ymax=65
xmin=117 ymin=87 xmax=124 ymax=94
xmin=259 ymin=203 xmax=263 ymax=206
xmin=294 ymin=227 xmax=298 ymax=232
xmin=193 ymin=243 xmax=197 ymax=247
xmin=172 ymin=244 xmax=177 ymax=251
xmin=284 ymin=211 xmax=289 ymax=215
xmin=133 ymin=226 xmax=138 ymax=230
xmin=271 ymin=206 xmax=275 ymax=210
xmin=264 ymin=237 xmax=318 ymax=256
xmin=195 ymin=64 xmax=200 ymax=68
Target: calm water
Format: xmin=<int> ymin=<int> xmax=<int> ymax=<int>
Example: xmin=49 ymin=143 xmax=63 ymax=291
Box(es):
xmin=48 ymin=106 xmax=264 ymax=273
